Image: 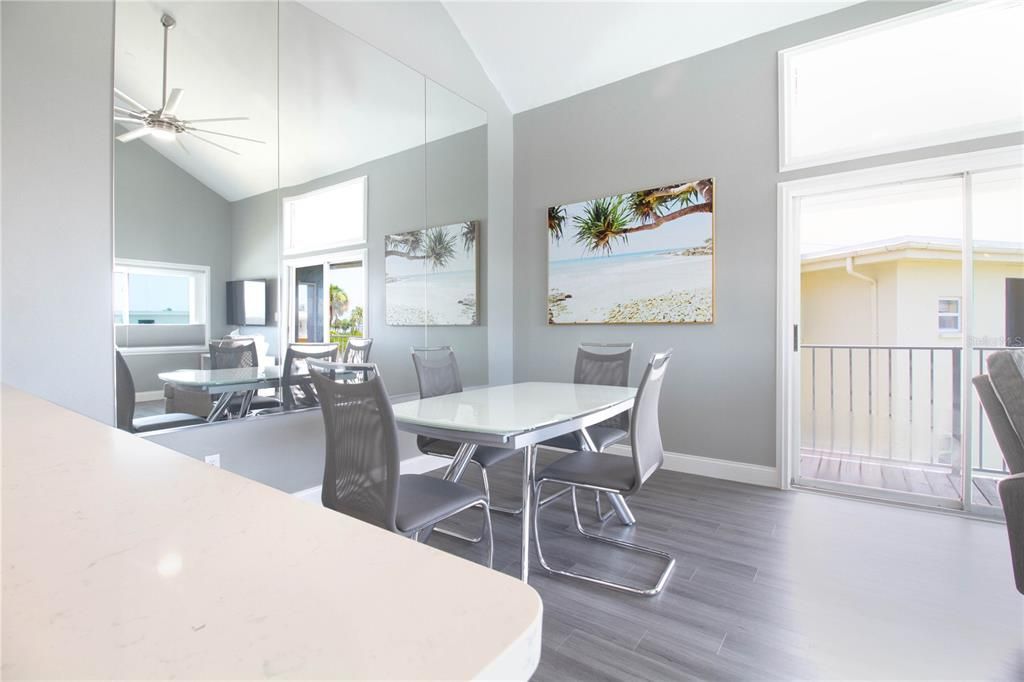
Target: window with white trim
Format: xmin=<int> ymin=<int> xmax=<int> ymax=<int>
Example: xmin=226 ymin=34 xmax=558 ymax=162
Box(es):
xmin=282 ymin=176 xmax=367 ymax=255
xmin=113 ymin=260 xmax=209 ymax=328
xmin=780 ymin=1 xmax=1024 ymax=171
xmin=938 ymin=297 xmax=961 ymax=333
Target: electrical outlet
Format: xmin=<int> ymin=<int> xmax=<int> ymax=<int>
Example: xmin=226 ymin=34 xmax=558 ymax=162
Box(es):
xmin=204 ymin=454 xmax=221 ymax=468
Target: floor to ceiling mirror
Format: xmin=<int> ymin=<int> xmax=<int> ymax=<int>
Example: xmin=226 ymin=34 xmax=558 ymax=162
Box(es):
xmin=113 ymin=0 xmax=488 ymax=444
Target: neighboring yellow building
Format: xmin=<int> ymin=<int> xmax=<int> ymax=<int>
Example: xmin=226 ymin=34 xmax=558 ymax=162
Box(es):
xmin=802 ymin=238 xmax=1024 ymax=348
xmin=800 ymin=238 xmax=1023 ymax=473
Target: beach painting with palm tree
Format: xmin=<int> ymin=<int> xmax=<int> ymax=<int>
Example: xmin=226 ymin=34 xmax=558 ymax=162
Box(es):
xmin=386 ymin=220 xmax=479 ymax=325
xmin=548 ymin=178 xmax=714 ymax=324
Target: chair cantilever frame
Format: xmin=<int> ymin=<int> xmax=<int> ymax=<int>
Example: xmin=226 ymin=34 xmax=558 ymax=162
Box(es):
xmin=533 ymin=350 xmax=676 ymax=596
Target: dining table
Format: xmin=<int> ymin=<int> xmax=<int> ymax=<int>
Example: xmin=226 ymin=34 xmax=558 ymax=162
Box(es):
xmin=391 ymin=381 xmax=637 ymax=583
xmin=158 ymin=366 xmax=355 ymax=422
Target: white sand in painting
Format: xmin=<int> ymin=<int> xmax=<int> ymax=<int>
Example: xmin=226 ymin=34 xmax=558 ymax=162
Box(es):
xmin=549 ymin=252 xmax=712 ymax=324
xmin=387 ymin=270 xmax=477 ymax=325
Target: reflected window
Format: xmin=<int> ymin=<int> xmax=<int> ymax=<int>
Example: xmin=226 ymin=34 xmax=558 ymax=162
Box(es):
xmin=113 ymin=260 xmax=208 ymax=327
xmin=283 ymin=177 xmax=367 ymax=254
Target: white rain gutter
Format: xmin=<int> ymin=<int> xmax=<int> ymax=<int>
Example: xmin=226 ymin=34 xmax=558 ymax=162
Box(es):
xmin=845 ymin=256 xmax=878 ymax=344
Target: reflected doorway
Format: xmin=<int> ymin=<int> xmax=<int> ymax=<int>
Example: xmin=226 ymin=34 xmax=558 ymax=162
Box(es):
xmin=284 ymin=251 xmax=367 ymax=350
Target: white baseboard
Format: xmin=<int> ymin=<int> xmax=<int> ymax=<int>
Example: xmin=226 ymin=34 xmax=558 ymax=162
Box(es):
xmin=135 ymin=390 xmax=164 ymax=403
xmin=292 ymin=454 xmax=448 ymax=504
xmin=604 ymin=444 xmax=778 ymax=488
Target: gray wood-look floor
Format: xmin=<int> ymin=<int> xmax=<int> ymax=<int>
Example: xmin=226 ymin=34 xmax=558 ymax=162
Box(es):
xmin=428 ymin=449 xmax=1024 ymax=681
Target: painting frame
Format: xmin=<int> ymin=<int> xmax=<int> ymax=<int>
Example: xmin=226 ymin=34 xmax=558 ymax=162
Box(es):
xmin=385 ymin=220 xmax=481 ymax=327
xmin=546 ymin=178 xmax=716 ymax=325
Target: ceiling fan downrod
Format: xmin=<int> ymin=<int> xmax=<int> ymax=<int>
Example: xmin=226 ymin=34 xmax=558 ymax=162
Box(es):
xmin=160 ymin=14 xmax=176 ymax=114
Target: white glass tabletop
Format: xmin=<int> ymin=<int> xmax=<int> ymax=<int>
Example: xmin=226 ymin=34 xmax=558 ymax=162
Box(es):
xmin=391 ymin=381 xmax=636 ymax=436
xmin=158 ymin=366 xmax=286 ymax=389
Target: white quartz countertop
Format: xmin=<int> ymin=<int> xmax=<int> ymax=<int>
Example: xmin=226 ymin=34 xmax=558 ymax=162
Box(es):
xmin=0 ymin=386 xmax=542 ymax=679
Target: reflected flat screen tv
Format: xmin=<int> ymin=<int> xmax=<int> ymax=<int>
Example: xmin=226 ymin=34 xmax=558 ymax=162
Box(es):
xmin=227 ymin=279 xmax=267 ymax=326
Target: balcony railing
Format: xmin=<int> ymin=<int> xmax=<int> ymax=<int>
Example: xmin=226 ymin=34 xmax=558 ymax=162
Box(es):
xmin=801 ymin=344 xmax=1010 ymax=477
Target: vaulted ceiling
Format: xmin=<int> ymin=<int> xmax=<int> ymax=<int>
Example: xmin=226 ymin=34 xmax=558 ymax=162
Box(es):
xmin=442 ymin=1 xmax=856 ymax=113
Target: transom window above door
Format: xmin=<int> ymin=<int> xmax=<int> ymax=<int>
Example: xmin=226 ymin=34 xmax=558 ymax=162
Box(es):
xmin=282 ymin=176 xmax=367 ymax=255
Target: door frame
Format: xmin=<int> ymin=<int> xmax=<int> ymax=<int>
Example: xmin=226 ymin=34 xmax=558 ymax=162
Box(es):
xmin=776 ymin=145 xmax=1024 ymax=509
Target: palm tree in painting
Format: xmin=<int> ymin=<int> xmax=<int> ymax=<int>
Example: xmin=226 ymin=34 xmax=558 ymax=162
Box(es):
xmin=387 ymin=224 xmax=464 ymax=270
xmin=548 ymin=205 xmax=567 ymax=242
xmin=572 ymin=178 xmax=713 ymax=254
xmin=460 ymin=221 xmax=476 ymax=254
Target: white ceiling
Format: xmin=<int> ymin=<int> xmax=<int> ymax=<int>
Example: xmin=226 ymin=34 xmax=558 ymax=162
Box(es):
xmin=114 ymin=1 xmax=485 ymax=202
xmin=442 ymin=1 xmax=856 ymax=113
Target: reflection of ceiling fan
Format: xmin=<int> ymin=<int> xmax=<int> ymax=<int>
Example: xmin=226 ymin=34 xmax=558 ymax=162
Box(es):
xmin=113 ymin=13 xmax=264 ymax=155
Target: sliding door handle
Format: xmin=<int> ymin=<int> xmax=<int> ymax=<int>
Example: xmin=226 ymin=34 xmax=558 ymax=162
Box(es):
xmin=793 ymin=324 xmax=800 ymax=352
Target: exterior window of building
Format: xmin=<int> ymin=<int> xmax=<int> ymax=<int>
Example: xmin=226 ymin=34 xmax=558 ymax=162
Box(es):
xmin=938 ymin=297 xmax=961 ymax=333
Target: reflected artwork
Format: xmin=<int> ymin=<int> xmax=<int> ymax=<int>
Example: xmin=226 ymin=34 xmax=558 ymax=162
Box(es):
xmin=547 ymin=178 xmax=714 ymax=324
xmin=386 ymin=221 xmax=479 ymax=326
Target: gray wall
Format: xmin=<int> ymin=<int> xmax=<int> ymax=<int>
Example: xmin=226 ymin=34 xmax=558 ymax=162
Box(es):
xmin=232 ymin=125 xmax=488 ymax=396
xmin=512 ymin=1 xmax=1024 ymax=468
xmin=114 ymin=141 xmax=234 ymax=391
xmin=229 ymin=190 xmax=281 ymax=355
xmin=1 ymin=1 xmax=115 ymax=423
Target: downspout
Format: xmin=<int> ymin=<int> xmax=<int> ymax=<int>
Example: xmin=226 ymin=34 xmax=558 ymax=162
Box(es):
xmin=845 ymin=256 xmax=878 ymax=345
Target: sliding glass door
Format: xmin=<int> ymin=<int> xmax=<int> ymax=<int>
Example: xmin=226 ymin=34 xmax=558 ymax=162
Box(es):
xmin=788 ymin=153 xmax=1023 ymax=513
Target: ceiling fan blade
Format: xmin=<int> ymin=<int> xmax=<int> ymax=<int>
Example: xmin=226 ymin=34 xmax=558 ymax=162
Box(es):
xmin=163 ymin=88 xmax=184 ymax=116
xmin=116 ymin=126 xmax=152 ymax=142
xmin=183 ymin=126 xmax=265 ymax=144
xmin=185 ymin=117 xmax=249 ymax=123
xmin=113 ymin=106 xmax=146 ymax=118
xmin=176 ymin=137 xmax=190 ymax=156
xmin=185 ymin=131 xmax=239 ymax=155
xmin=114 ymin=88 xmax=150 ymax=113
xmin=114 ymin=116 xmax=143 ymax=123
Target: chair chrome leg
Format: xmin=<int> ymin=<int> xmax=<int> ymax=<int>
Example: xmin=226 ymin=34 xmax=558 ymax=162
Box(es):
xmin=481 ymin=466 xmax=525 ymax=515
xmin=479 ymin=500 xmax=494 ymax=569
xmin=533 ymin=481 xmax=675 ymax=596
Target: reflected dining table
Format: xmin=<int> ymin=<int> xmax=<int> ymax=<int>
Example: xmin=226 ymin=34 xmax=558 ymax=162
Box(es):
xmin=391 ymin=381 xmax=637 ymax=583
xmin=158 ymin=366 xmax=355 ymax=422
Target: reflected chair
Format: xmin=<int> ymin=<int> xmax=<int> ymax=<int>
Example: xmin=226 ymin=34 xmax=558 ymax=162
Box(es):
xmin=342 ymin=337 xmax=373 ymax=363
xmin=411 ymin=346 xmax=525 ymax=529
xmin=209 ymin=338 xmax=282 ymax=415
xmin=115 ymin=350 xmax=205 ymax=433
xmin=533 ymin=350 xmax=676 ymax=596
xmin=539 ymin=342 xmax=634 ymax=520
xmin=973 ymin=350 xmax=1024 ymax=594
xmin=281 ymin=343 xmax=339 ymax=410
xmin=309 ymin=363 xmax=492 ymax=567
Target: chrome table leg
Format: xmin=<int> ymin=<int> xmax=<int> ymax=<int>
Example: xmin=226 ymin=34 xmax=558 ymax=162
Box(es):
xmin=207 ymin=390 xmax=235 ymax=422
xmin=520 ymin=444 xmax=536 ymax=583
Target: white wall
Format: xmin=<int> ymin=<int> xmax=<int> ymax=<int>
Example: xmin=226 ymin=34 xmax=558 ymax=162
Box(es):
xmin=1 ymin=1 xmax=115 ymax=423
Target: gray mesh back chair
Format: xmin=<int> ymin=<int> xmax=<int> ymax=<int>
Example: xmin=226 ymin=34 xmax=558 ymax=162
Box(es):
xmin=533 ymin=350 xmax=676 ymax=596
xmin=342 ymin=337 xmax=373 ymax=364
xmin=115 ymin=350 xmax=205 ymax=433
xmin=540 ymin=342 xmax=634 ymax=520
xmin=973 ymin=350 xmax=1024 ymax=594
xmin=411 ymin=346 xmax=524 ymax=528
xmin=209 ymin=338 xmax=258 ymax=369
xmin=309 ymin=364 xmax=492 ymax=566
xmin=281 ymin=343 xmax=338 ymax=410
xmin=209 ymin=338 xmax=281 ymax=414
xmin=542 ymin=342 xmax=632 ymax=451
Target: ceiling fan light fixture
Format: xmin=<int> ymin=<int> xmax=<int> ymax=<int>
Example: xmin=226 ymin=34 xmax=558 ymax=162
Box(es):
xmin=148 ymin=119 xmax=178 ymax=141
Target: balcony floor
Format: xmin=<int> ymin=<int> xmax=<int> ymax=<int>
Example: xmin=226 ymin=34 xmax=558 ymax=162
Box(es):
xmin=799 ymin=450 xmax=1003 ymax=508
